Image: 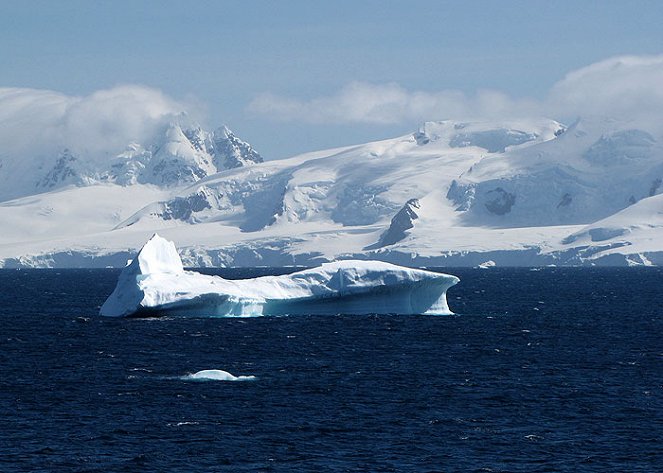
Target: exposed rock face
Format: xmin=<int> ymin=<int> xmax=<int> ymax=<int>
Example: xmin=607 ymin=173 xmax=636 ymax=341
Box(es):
xmin=212 ymin=126 xmax=263 ymax=169
xmin=159 ymin=189 xmax=216 ymax=222
xmin=36 ymin=149 xmax=81 ymax=189
xmin=447 ymin=180 xmax=475 ymax=211
xmin=114 ymin=186 xmax=231 ymax=229
xmin=484 ymin=188 xmax=516 ymax=215
xmin=557 ymin=193 xmax=572 ymax=208
xmin=369 ymin=198 xmax=421 ymax=249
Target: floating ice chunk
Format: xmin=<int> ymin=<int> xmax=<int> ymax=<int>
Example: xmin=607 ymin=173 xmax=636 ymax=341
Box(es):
xmin=477 ymin=260 xmax=496 ymax=269
xmin=182 ymin=369 xmax=256 ymax=382
xmin=99 ymin=234 xmax=459 ymax=317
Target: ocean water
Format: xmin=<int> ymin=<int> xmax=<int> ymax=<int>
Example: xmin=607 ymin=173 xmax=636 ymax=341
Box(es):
xmin=0 ymin=267 xmax=661 ymax=472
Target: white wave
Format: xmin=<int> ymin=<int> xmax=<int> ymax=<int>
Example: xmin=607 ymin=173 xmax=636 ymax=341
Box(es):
xmin=166 ymin=421 xmax=200 ymax=427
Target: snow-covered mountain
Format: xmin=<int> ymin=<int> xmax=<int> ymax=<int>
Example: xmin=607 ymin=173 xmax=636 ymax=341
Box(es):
xmin=1 ymin=116 xmax=663 ymax=268
xmin=448 ymin=118 xmax=663 ymax=227
xmin=0 ymin=120 xmax=263 ymax=201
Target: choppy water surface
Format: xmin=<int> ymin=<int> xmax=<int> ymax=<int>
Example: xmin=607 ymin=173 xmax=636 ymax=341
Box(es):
xmin=0 ymin=267 xmax=661 ymax=472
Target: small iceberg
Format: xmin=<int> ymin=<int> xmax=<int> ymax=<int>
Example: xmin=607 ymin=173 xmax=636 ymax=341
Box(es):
xmin=99 ymin=234 xmax=459 ymax=317
xmin=477 ymin=260 xmax=496 ymax=269
xmin=182 ymin=369 xmax=256 ymax=382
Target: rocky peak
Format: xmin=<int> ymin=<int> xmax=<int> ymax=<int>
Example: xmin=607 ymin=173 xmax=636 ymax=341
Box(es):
xmin=36 ymin=149 xmax=82 ymax=189
xmin=182 ymin=126 xmax=214 ymax=154
xmin=367 ymin=198 xmax=421 ymax=249
xmin=212 ymin=125 xmax=263 ymax=170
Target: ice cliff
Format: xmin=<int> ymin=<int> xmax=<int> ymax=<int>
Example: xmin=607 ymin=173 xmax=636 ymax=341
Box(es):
xmin=100 ymin=234 xmax=459 ymax=317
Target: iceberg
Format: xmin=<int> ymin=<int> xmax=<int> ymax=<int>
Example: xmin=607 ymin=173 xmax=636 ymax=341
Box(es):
xmin=99 ymin=234 xmax=459 ymax=317
xmin=182 ymin=370 xmax=256 ymax=382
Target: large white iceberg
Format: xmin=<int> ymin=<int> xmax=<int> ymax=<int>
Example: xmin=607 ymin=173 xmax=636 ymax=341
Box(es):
xmin=99 ymin=234 xmax=459 ymax=317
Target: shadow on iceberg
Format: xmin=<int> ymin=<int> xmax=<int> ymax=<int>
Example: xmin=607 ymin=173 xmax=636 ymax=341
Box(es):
xmin=99 ymin=234 xmax=459 ymax=317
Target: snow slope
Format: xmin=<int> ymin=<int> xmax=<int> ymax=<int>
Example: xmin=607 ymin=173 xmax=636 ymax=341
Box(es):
xmin=1 ymin=117 xmax=663 ymax=267
xmin=556 ymin=192 xmax=663 ymax=265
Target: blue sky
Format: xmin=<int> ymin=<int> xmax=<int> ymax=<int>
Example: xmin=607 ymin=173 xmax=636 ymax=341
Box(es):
xmin=2 ymin=0 xmax=663 ymax=158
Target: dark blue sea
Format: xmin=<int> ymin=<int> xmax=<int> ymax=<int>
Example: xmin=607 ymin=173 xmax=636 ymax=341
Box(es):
xmin=0 ymin=267 xmax=661 ymax=472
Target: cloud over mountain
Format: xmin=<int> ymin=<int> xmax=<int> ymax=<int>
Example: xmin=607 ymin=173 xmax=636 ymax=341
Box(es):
xmin=548 ymin=55 xmax=663 ymax=124
xmin=248 ymin=82 xmax=539 ymax=125
xmin=248 ymin=55 xmax=663 ymax=128
xmin=2 ymin=54 xmax=663 ymax=164
xmin=0 ymin=85 xmax=195 ymax=159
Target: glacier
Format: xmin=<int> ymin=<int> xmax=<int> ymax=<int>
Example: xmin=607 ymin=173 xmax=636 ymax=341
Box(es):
xmin=99 ymin=234 xmax=460 ymax=317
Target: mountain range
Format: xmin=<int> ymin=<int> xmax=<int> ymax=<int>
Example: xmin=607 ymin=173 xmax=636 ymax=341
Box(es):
xmin=1 ymin=116 xmax=662 ymax=267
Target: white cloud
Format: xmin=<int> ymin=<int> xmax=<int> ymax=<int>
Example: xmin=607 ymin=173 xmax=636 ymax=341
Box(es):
xmin=248 ymin=82 xmax=539 ymax=124
xmin=547 ymin=55 xmax=663 ymax=123
xmin=248 ymin=55 xmax=663 ymax=127
xmin=0 ymin=85 xmax=195 ymax=159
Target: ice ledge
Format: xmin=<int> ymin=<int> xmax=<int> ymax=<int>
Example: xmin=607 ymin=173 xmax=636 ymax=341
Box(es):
xmin=99 ymin=235 xmax=459 ymax=317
